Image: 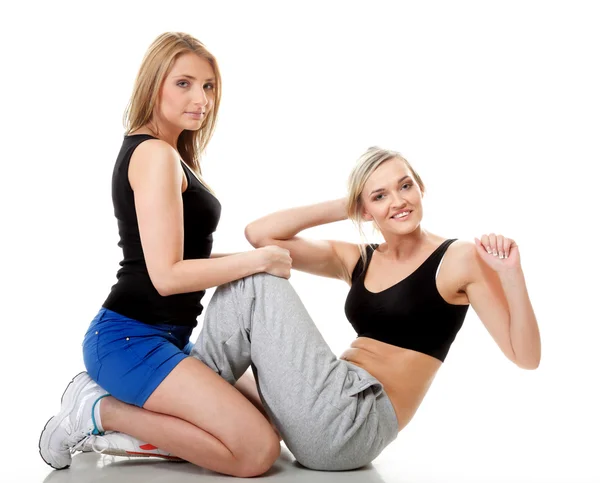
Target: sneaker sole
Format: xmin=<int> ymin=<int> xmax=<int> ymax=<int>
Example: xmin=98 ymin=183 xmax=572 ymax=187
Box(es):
xmin=39 ymin=371 xmax=91 ymax=470
xmin=94 ymin=448 xmax=185 ymax=461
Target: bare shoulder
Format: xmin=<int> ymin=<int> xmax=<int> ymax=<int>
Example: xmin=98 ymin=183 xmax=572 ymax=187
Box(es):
xmin=447 ymin=239 xmax=476 ymax=263
xmin=129 ymin=139 xmax=181 ymax=188
xmin=131 ymin=138 xmax=179 ymax=166
xmin=442 ymin=239 xmax=479 ymax=289
xmin=332 ymin=240 xmax=361 ymax=262
xmin=330 ymin=240 xmax=362 ymax=283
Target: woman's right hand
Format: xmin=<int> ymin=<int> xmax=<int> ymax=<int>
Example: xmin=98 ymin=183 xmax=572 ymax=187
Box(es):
xmin=257 ymin=245 xmax=293 ymax=279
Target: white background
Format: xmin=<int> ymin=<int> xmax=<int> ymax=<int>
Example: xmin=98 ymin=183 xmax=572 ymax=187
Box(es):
xmin=1 ymin=1 xmax=598 ymax=481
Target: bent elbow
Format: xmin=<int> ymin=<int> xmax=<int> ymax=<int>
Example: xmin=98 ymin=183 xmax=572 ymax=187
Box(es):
xmin=515 ymin=356 xmax=541 ymax=370
xmin=151 ymin=273 xmax=175 ymax=297
xmin=155 ymin=281 xmax=174 ymax=297
xmin=244 ymin=224 xmax=267 ymax=248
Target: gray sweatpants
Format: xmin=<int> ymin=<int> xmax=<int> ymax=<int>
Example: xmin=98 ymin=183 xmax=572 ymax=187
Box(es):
xmin=190 ymin=273 xmax=398 ymax=471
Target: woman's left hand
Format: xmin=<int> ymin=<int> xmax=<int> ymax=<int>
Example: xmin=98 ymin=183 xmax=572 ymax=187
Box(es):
xmin=474 ymin=233 xmax=521 ymax=272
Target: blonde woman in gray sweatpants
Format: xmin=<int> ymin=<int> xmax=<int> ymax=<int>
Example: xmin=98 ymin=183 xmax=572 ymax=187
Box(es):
xmin=193 ymin=148 xmax=540 ymax=470
xmin=213 ymin=147 xmax=540 ymax=470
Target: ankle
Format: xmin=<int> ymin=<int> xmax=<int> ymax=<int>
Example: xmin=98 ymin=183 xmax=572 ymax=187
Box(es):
xmin=98 ymin=395 xmax=121 ymax=432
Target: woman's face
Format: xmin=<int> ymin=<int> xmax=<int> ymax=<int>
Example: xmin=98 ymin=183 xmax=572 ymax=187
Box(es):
xmin=155 ymin=52 xmax=216 ymax=132
xmin=360 ymin=157 xmax=424 ymax=236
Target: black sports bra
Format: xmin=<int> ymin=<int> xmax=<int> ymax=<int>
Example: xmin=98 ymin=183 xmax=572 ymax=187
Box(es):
xmin=344 ymin=239 xmax=469 ymax=362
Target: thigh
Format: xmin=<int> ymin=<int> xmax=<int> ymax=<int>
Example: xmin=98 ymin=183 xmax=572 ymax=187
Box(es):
xmin=240 ymin=275 xmax=384 ymax=420
xmin=144 ymin=357 xmax=277 ymax=455
xmin=195 ymin=275 xmax=385 ymax=453
xmin=84 ymin=309 xmax=192 ymax=407
xmin=82 ymin=308 xmax=108 ymax=381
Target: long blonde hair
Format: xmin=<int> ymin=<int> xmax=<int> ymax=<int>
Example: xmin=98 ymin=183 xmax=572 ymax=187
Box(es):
xmin=346 ymin=146 xmax=426 ymax=268
xmin=124 ymin=32 xmax=222 ymax=184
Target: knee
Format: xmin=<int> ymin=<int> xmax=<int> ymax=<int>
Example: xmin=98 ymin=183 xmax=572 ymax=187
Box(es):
xmin=249 ymin=272 xmax=292 ymax=295
xmin=233 ymin=431 xmax=280 ymax=477
xmin=223 ymin=273 xmax=291 ymax=297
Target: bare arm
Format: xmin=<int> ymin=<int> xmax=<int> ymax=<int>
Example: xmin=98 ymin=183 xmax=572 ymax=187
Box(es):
xmin=210 ymin=252 xmax=240 ymax=258
xmin=244 ymin=198 xmax=360 ymax=282
xmin=129 ymin=139 xmax=290 ymax=296
xmin=463 ymin=235 xmax=541 ymax=369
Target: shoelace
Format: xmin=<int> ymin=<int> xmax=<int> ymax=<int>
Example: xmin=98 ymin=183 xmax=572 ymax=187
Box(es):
xmin=65 ymin=395 xmax=108 ymax=454
xmin=71 ymin=434 xmax=110 ymax=455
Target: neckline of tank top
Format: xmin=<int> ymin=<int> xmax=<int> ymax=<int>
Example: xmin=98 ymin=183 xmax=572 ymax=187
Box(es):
xmin=361 ymin=239 xmax=454 ymax=295
xmin=124 ymin=134 xmax=206 ymax=187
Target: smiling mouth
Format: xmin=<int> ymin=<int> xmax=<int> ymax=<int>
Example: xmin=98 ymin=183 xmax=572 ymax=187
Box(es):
xmin=391 ymin=211 xmax=411 ymax=219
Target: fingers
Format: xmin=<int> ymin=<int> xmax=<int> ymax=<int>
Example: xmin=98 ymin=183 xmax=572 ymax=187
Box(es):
xmin=281 ymin=248 xmax=292 ymax=278
xmin=263 ymin=245 xmax=292 ymax=278
xmin=495 ymin=236 xmax=515 ymax=259
xmin=479 ymin=233 xmax=515 ymax=259
xmin=481 ymin=233 xmax=496 ymax=255
xmin=496 ymin=235 xmax=504 ymax=258
xmin=474 ymin=237 xmax=489 ymax=258
xmin=489 ymin=234 xmax=499 ymax=257
xmin=503 ymin=237 xmax=512 ymax=259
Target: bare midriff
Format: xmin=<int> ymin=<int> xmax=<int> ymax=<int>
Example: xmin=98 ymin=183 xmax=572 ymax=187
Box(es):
xmin=340 ymin=336 xmax=442 ymax=432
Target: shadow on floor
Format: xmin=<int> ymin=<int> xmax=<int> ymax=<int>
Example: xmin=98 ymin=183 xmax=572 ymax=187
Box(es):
xmin=41 ymin=447 xmax=389 ymax=483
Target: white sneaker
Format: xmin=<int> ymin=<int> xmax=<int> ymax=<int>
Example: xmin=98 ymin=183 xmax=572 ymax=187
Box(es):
xmin=77 ymin=432 xmax=184 ymax=461
xmin=39 ymin=372 xmax=109 ymax=470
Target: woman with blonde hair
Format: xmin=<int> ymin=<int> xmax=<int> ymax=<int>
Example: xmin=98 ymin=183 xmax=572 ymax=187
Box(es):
xmin=67 ymin=146 xmax=541 ymax=471
xmin=39 ymin=32 xmax=288 ymax=477
xmin=195 ymin=146 xmax=541 ymax=470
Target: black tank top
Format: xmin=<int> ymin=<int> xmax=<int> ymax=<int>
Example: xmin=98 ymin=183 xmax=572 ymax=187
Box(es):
xmin=344 ymin=239 xmax=469 ymax=361
xmin=103 ymin=135 xmax=221 ymax=327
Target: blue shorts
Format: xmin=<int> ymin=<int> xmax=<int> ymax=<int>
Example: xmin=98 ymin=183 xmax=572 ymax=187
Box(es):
xmin=82 ymin=308 xmax=194 ymax=407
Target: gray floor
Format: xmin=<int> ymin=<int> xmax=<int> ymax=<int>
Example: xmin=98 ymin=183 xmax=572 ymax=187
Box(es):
xmin=18 ymin=434 xmax=598 ymax=483
xmin=38 ymin=446 xmax=395 ymax=483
